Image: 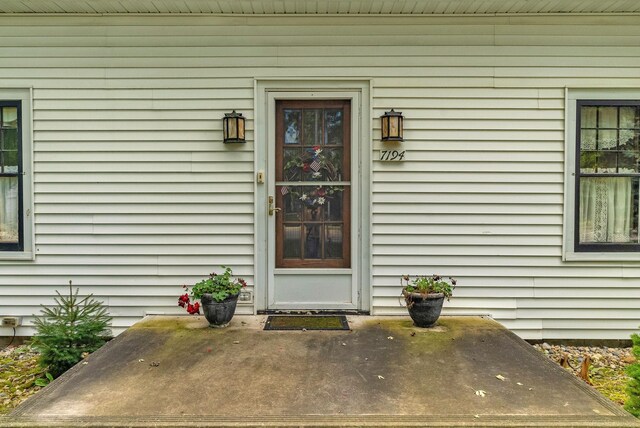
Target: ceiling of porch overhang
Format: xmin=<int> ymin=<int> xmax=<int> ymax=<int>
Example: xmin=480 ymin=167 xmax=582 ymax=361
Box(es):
xmin=2 ymin=0 xmax=640 ymax=14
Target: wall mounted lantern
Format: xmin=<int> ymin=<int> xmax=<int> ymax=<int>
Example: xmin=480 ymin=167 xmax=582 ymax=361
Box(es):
xmin=223 ymin=110 xmax=246 ymax=144
xmin=380 ymin=109 xmax=404 ymax=142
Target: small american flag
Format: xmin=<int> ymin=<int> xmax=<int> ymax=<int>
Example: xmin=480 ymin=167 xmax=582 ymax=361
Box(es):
xmin=310 ymin=159 xmax=321 ymax=172
xmin=280 ymin=186 xmax=289 ymax=195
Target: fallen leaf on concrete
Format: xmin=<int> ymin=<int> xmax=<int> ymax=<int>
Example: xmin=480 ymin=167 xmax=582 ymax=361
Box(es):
xmin=377 ymin=375 xmax=385 ymax=380
xmin=302 ymin=328 xmax=307 ymax=332
xmin=410 ymin=332 xmax=416 ymax=337
xmin=149 ymin=361 xmax=159 ymax=368
xmin=138 ymin=359 xmax=144 ymax=363
xmin=528 ymin=388 xmax=534 ymax=391
xmin=495 ymin=375 xmax=506 ymax=381
xmin=563 ymin=402 xmax=569 ymax=407
xmin=233 ymin=341 xmax=240 ymax=344
xmin=516 ymin=382 xmax=523 ymax=386
xmin=82 ymin=362 xmax=88 ymax=365
xmin=593 ymin=409 xmax=600 ymax=414
xmin=342 ymin=343 xmax=346 ymax=346
xmin=474 ymin=415 xmax=480 ymax=418
xmin=387 ymin=336 xmax=394 ymax=340
xmin=475 ymin=390 xmax=486 ymax=397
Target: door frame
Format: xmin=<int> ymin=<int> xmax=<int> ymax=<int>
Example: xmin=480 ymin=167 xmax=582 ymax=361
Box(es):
xmin=254 ymin=79 xmax=372 ymax=312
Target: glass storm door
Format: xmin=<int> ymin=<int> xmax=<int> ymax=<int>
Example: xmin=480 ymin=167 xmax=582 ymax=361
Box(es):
xmin=275 ymin=100 xmax=351 ymax=269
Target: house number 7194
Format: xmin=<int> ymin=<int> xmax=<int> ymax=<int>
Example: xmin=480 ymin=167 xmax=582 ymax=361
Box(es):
xmin=379 ymin=150 xmax=406 ymax=161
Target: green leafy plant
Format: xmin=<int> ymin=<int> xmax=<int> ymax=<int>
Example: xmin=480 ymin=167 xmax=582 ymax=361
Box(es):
xmin=34 ymin=372 xmax=54 ymax=387
xmin=31 ymin=281 xmax=111 ymax=378
xmin=625 ymin=332 xmax=640 ymax=417
xmin=401 ymin=274 xmax=456 ymax=303
xmin=178 ymin=266 xmax=247 ymax=313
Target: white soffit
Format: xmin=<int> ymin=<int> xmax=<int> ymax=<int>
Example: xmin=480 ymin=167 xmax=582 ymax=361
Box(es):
xmin=2 ymin=0 xmax=640 ymax=14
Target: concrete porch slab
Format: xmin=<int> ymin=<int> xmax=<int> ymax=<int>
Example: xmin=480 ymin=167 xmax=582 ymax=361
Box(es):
xmin=2 ymin=315 xmax=638 ymax=427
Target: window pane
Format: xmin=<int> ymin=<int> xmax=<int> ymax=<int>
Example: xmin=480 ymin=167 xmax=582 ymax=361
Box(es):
xmin=324 ymin=225 xmax=342 ymax=259
xmin=580 ymin=150 xmax=597 ymax=173
xmin=2 ymin=128 xmax=17 ymax=151
xmin=0 ymin=176 xmax=19 ymax=243
xmin=620 ymin=107 xmax=638 ymax=129
xmin=284 ymin=109 xmax=301 ymax=145
xmin=323 ymin=187 xmax=344 ymax=221
xmin=579 ymin=177 xmax=637 ymax=243
xmin=324 ymin=109 xmax=343 ymax=146
xmin=581 ymin=106 xmax=597 ymax=128
xmin=598 ymin=107 xmax=618 ymax=128
xmin=580 ymin=129 xmax=596 ymax=150
xmin=3 ymin=150 xmax=18 ymax=173
xmin=619 ymin=151 xmax=640 ymax=173
xmin=283 ymin=148 xmax=302 ymax=181
xmin=280 ymin=186 xmax=302 ymax=222
xmin=302 ymin=109 xmax=322 ymax=146
xmin=620 ymin=129 xmax=637 ymax=150
xmin=283 ymin=224 xmax=302 ymax=259
xmin=304 ymin=224 xmax=322 ymax=259
xmin=597 ymin=151 xmax=617 ymax=173
xmin=598 ymin=130 xmax=618 ymax=150
xmin=1 ymin=107 xmax=17 ymax=128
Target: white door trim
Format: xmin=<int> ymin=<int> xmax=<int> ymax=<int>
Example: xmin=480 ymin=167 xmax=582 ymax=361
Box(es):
xmin=254 ymin=79 xmax=372 ymax=312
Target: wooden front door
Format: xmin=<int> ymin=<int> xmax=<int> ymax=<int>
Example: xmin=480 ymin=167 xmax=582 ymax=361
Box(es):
xmin=275 ymin=100 xmax=351 ymax=269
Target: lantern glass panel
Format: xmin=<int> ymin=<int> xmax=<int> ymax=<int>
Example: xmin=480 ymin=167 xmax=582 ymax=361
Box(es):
xmin=381 ymin=116 xmax=389 ymax=140
xmin=227 ymin=118 xmax=237 ymax=140
xmin=389 ymin=116 xmax=399 ymax=138
xmin=399 ymin=117 xmax=403 ymax=139
xmin=238 ymin=118 xmax=245 ymax=140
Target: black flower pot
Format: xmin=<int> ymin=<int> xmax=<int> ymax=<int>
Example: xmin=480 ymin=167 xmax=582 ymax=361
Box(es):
xmin=405 ymin=292 xmax=445 ymax=328
xmin=200 ymin=293 xmax=239 ymax=328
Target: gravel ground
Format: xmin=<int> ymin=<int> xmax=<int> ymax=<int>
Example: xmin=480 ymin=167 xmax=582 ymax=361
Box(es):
xmin=534 ymin=343 xmax=635 ymax=405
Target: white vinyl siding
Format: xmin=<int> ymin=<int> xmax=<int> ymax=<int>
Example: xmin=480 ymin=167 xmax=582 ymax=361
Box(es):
xmin=0 ymin=14 xmax=639 ymax=339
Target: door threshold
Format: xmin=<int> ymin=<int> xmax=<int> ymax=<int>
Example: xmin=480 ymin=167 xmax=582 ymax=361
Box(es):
xmin=258 ymin=309 xmax=369 ymax=316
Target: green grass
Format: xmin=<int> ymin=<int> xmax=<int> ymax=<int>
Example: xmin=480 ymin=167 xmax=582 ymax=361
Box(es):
xmin=590 ymin=365 xmax=630 ymax=406
xmin=0 ymin=345 xmax=46 ymax=415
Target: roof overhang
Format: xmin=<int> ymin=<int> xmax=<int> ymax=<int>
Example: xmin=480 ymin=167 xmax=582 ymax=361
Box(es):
xmin=2 ymin=0 xmax=640 ymax=15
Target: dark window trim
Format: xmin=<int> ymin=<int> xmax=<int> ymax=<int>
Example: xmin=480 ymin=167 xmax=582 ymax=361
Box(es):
xmin=0 ymin=100 xmax=23 ymax=252
xmin=575 ymin=99 xmax=640 ymax=252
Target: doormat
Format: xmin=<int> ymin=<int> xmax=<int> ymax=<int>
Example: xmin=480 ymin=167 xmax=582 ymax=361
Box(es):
xmin=264 ymin=315 xmax=349 ymax=331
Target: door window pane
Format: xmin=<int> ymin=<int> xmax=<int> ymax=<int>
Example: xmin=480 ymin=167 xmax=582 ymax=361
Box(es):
xmin=283 ymin=224 xmax=302 ymax=258
xmin=0 ymin=176 xmax=18 ymax=243
xmin=324 ymin=109 xmax=343 ymax=146
xmin=324 ymin=225 xmax=342 ymax=259
xmin=303 ymin=109 xmax=322 ymax=146
xmin=284 ymin=109 xmax=301 ymax=145
xmin=304 ymin=224 xmax=322 ymax=259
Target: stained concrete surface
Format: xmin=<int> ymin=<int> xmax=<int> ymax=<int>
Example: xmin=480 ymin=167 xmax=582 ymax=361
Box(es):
xmin=2 ymin=315 xmax=639 ymax=427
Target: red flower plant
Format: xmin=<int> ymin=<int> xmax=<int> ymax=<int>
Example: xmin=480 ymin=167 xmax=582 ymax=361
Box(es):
xmin=302 ymin=163 xmax=311 ymax=172
xmin=178 ymin=266 xmax=247 ymax=314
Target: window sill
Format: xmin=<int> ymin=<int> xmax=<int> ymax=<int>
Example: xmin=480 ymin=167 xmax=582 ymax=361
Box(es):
xmin=0 ymin=251 xmax=34 ymax=261
xmin=564 ymin=251 xmax=640 ymax=262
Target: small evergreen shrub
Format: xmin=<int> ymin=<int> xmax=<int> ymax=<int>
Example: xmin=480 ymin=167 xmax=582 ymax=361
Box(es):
xmin=32 ymin=281 xmax=111 ymax=377
xmin=625 ymin=332 xmax=640 ymax=417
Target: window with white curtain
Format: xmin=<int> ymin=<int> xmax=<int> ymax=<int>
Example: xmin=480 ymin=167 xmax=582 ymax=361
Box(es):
xmin=576 ymin=101 xmax=640 ymax=252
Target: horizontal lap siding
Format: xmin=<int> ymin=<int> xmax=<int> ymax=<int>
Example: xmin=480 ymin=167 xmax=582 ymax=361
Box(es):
xmin=0 ymin=14 xmax=639 ymax=338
